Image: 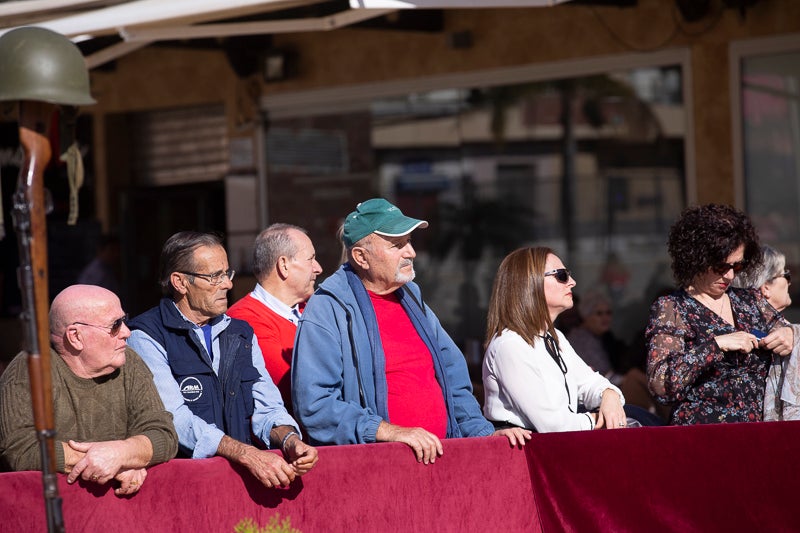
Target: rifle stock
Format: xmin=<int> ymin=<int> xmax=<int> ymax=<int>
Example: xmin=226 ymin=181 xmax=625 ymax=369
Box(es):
xmin=13 ymin=100 xmax=64 ymax=533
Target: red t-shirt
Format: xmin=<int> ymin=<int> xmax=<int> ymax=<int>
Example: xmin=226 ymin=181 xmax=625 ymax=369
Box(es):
xmin=369 ymin=291 xmax=447 ymax=438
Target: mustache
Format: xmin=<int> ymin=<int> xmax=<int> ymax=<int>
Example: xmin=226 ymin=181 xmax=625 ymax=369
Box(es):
xmin=399 ymin=259 xmax=414 ymax=269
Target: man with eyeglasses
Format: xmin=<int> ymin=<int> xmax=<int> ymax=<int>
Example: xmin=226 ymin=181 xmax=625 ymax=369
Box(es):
xmin=228 ymin=224 xmax=323 ymax=413
xmin=127 ymin=231 xmax=318 ymax=489
xmin=292 ymin=199 xmax=530 ymax=465
xmin=0 ymin=285 xmax=178 ymax=496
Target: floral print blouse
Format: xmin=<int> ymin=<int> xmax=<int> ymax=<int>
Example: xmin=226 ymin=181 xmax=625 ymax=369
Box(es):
xmin=646 ymin=287 xmax=785 ymax=425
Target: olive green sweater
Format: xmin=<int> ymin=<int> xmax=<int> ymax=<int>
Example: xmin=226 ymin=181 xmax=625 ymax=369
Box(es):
xmin=0 ymin=347 xmax=178 ymax=472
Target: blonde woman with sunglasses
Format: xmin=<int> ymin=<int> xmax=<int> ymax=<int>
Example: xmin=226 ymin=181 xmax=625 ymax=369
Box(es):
xmin=482 ymin=247 xmax=628 ymax=433
xmin=646 ymin=204 xmax=794 ymax=425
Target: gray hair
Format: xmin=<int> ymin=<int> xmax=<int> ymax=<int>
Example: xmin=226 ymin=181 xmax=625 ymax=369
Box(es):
xmin=159 ymin=232 xmax=224 ymax=297
xmin=338 ymin=222 xmax=371 ymax=266
xmin=577 ymin=289 xmax=612 ymax=320
xmin=252 ymin=223 xmax=307 ymax=281
xmin=340 ymin=225 xmax=376 ymax=273
xmin=733 ymin=244 xmax=785 ymax=289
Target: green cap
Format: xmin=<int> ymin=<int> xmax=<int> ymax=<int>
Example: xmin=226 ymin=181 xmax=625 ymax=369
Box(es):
xmin=343 ymin=198 xmax=428 ymax=247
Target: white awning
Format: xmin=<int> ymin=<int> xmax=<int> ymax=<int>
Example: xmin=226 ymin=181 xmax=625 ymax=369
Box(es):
xmin=0 ymin=0 xmax=322 ymax=37
xmin=0 ymin=0 xmax=571 ymax=68
xmin=350 ymin=0 xmax=569 ymax=6
xmin=0 ymin=0 xmax=397 ymax=67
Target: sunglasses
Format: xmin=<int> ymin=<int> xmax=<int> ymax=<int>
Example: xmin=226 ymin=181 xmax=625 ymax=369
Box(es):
xmin=72 ymin=313 xmax=129 ymax=336
xmin=544 ymin=268 xmax=572 ymax=284
xmin=772 ymin=269 xmax=791 ymax=284
xmin=711 ymin=261 xmax=745 ymax=276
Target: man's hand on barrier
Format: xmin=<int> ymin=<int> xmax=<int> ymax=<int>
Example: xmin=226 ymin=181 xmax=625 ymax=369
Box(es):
xmin=114 ymin=468 xmax=147 ymax=496
xmin=66 ymin=438 xmax=150 ymax=485
xmin=283 ymin=435 xmax=319 ymax=476
xmin=218 ymin=435 xmax=296 ymax=488
xmin=376 ymin=421 xmax=443 ymax=464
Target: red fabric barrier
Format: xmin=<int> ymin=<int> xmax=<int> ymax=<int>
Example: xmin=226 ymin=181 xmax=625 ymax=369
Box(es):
xmin=525 ymin=421 xmax=800 ymax=532
xmin=0 ymin=436 xmax=539 ymax=533
xmin=5 ymin=422 xmax=799 ymax=532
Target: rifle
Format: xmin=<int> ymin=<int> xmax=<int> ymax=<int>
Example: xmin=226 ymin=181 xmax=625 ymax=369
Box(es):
xmin=12 ymin=100 xmax=65 ymax=533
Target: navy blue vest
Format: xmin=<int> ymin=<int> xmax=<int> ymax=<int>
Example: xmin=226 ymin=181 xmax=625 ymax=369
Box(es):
xmin=129 ymin=299 xmax=261 ymax=447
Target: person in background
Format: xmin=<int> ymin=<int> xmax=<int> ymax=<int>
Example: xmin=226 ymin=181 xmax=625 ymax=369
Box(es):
xmin=482 ymin=247 xmax=629 ymax=433
xmin=567 ymin=290 xmax=626 ymax=385
xmin=292 ymin=198 xmax=531 ymax=464
xmin=733 ymin=245 xmax=792 ymax=312
xmin=228 ymin=224 xmax=322 ymax=412
xmin=0 ymin=285 xmax=177 ymax=496
xmin=732 ymin=244 xmax=800 ymax=420
xmin=77 ymin=234 xmax=121 ymax=295
xmin=646 ymin=204 xmax=794 ymax=425
xmin=127 ymin=231 xmax=318 ymax=489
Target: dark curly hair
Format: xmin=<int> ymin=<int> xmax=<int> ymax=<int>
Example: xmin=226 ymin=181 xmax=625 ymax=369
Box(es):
xmin=668 ymin=204 xmax=762 ymax=289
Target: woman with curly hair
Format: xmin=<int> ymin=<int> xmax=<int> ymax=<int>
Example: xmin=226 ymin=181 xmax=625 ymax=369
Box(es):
xmin=482 ymin=247 xmax=628 ymax=432
xmin=646 ymin=204 xmax=795 ymax=424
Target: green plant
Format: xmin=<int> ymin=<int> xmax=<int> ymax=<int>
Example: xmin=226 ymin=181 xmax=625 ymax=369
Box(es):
xmin=234 ymin=514 xmax=301 ymax=533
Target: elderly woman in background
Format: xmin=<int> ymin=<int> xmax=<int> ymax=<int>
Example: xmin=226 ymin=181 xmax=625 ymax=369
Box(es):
xmin=733 ymin=245 xmax=792 ymax=311
xmin=482 ymin=247 xmax=628 ymax=433
xmin=567 ymin=290 xmax=626 ymax=385
xmin=733 ymin=245 xmax=800 ymax=420
xmin=646 ymin=204 xmax=794 ymax=425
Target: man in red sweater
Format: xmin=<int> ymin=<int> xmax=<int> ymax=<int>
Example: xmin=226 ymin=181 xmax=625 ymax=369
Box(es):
xmin=228 ymin=224 xmax=322 ymax=412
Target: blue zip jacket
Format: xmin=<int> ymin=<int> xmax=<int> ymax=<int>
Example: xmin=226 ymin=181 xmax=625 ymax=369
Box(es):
xmin=292 ymin=264 xmax=493 ymax=445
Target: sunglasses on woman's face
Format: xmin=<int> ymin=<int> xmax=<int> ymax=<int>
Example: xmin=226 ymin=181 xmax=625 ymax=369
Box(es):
xmin=544 ymin=268 xmax=572 ymax=284
xmin=772 ymin=269 xmax=791 ymax=284
xmin=711 ymin=260 xmax=745 ymax=276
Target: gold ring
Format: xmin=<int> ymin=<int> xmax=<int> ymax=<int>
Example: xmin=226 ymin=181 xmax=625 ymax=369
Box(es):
xmin=91 ymin=475 xmax=98 ymax=481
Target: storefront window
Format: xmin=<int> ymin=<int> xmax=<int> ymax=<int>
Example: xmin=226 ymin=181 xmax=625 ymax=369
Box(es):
xmin=266 ymin=65 xmax=687 ymax=353
xmin=741 ymin=49 xmax=800 ymax=318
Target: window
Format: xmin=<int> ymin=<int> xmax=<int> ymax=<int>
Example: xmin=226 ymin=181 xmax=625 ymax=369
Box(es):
xmin=734 ymin=35 xmax=800 ymax=318
xmin=264 ymin=55 xmax=691 ymax=348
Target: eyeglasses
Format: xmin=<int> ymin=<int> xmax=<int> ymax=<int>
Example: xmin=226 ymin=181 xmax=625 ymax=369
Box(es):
xmin=544 ymin=268 xmax=572 ymax=284
xmin=179 ymin=268 xmax=236 ymax=286
xmin=72 ymin=314 xmax=128 ymax=336
xmin=711 ymin=261 xmax=745 ymax=276
xmin=771 ymin=269 xmax=791 ymax=284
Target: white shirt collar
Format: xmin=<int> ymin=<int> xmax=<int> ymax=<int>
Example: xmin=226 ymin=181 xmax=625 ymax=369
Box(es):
xmin=250 ymin=283 xmax=302 ymax=325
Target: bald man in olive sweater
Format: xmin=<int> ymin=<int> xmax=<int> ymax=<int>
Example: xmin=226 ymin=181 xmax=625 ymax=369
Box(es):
xmin=0 ymin=285 xmax=177 ymax=496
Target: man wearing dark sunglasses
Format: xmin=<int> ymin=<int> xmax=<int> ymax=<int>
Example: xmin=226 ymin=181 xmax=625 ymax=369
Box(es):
xmin=128 ymin=231 xmax=318 ymax=490
xmin=0 ymin=285 xmax=178 ymax=496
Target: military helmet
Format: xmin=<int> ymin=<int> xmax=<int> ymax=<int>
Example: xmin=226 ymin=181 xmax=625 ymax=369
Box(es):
xmin=0 ymin=27 xmax=95 ymax=105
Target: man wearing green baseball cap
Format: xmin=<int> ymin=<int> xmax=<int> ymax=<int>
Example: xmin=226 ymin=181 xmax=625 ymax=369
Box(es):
xmin=341 ymin=198 xmax=429 ymax=247
xmin=292 ymin=198 xmax=531 ymax=463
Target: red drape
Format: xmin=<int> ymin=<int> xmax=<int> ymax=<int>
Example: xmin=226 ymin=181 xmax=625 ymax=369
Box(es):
xmin=524 ymin=421 xmax=800 ymax=532
xmin=3 ymin=422 xmax=800 ymax=532
xmin=0 ymin=436 xmax=539 ymax=532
